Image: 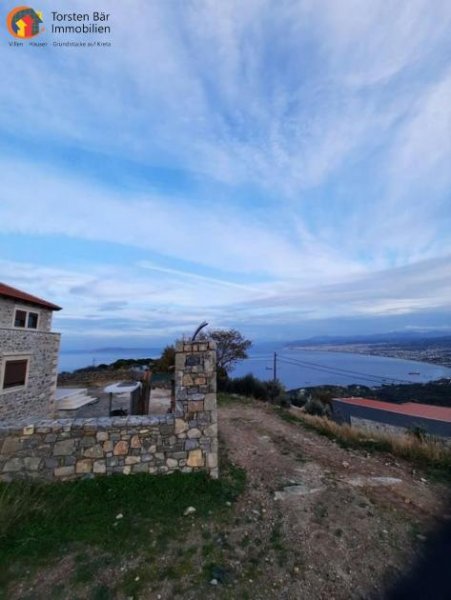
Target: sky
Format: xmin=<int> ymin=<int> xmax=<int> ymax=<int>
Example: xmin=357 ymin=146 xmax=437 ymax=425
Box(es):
xmin=0 ymin=0 xmax=450 ymax=350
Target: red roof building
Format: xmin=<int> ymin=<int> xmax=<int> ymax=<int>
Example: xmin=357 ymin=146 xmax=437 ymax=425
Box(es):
xmin=0 ymin=282 xmax=61 ymax=311
xmin=332 ymin=396 xmax=451 ymax=439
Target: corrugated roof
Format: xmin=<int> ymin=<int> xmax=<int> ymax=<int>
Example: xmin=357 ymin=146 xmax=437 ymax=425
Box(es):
xmin=333 ymin=397 xmax=451 ymax=423
xmin=0 ymin=282 xmax=62 ymax=311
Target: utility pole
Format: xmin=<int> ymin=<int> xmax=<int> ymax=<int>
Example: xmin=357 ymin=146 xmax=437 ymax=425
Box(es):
xmin=273 ymin=352 xmax=277 ymax=384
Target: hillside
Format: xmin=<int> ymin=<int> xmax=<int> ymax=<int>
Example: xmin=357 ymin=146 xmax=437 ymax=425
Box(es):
xmin=1 ymin=397 xmax=450 ymax=599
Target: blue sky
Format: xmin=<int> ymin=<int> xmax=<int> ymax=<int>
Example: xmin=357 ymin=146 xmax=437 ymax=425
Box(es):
xmin=1 ymin=0 xmax=451 ymax=350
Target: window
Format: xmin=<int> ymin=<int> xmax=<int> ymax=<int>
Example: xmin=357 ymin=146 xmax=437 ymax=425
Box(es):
xmin=27 ymin=312 xmax=39 ymax=329
xmin=2 ymin=359 xmax=28 ymax=390
xmin=13 ymin=308 xmax=40 ymax=329
xmin=14 ymin=310 xmax=27 ymax=328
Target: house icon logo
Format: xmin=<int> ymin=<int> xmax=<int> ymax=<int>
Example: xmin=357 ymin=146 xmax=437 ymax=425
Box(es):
xmin=7 ymin=6 xmax=43 ymax=38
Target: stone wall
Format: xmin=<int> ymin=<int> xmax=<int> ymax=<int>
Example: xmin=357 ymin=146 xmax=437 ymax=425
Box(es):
xmin=174 ymin=339 xmax=218 ymax=477
xmin=0 ymin=339 xmax=218 ymax=481
xmin=350 ymin=416 xmax=451 ymax=448
xmin=0 ymin=328 xmax=60 ymax=420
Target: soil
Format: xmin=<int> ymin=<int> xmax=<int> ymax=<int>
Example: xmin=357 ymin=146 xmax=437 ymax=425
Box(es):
xmin=7 ymin=399 xmax=450 ymax=600
xmin=213 ymin=400 xmax=450 ymax=599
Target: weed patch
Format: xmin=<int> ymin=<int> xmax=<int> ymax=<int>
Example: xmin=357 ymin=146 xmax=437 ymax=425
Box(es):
xmin=276 ymin=407 xmax=451 ymax=482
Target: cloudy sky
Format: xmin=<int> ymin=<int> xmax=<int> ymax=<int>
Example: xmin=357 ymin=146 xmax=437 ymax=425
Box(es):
xmin=1 ymin=0 xmax=450 ymax=349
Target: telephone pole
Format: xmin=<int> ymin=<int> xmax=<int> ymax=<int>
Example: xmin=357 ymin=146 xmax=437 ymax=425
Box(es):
xmin=273 ymin=352 xmax=277 ymax=384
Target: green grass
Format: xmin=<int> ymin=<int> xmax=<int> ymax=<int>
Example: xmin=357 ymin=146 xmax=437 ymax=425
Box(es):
xmin=0 ymin=456 xmax=246 ymax=595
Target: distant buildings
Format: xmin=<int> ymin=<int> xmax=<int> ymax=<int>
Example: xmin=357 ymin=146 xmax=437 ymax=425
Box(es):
xmin=332 ymin=396 xmax=451 ymax=440
xmin=0 ymin=283 xmax=61 ymax=420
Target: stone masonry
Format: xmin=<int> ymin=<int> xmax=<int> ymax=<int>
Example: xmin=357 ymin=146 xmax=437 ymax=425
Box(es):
xmin=0 ymin=339 xmax=218 ymax=481
xmin=0 ymin=329 xmax=60 ymax=420
xmin=0 ymin=295 xmax=60 ymax=420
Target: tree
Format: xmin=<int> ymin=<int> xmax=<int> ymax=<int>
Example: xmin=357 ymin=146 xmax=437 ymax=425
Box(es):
xmin=200 ymin=328 xmax=252 ymax=374
xmin=155 ymin=345 xmax=175 ymax=372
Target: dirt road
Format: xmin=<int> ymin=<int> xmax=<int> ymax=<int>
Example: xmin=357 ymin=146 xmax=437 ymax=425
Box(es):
xmin=218 ymin=400 xmax=450 ymax=599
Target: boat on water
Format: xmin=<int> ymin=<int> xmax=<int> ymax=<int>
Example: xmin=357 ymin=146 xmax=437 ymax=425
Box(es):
xmin=408 ymin=371 xmax=421 ymax=375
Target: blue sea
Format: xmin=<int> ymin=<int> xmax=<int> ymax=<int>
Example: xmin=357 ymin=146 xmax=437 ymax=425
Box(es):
xmin=58 ymin=348 xmax=451 ymax=389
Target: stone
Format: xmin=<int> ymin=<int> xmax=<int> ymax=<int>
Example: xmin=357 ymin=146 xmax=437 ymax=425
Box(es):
xmin=185 ymin=439 xmax=199 ymax=450
xmin=103 ymin=440 xmax=113 ymax=452
xmin=187 ymin=428 xmax=201 ymax=439
xmin=24 ymin=457 xmax=41 ymax=471
xmin=1 ymin=437 xmax=22 ymax=455
xmin=125 ymin=456 xmax=141 ymax=465
xmin=113 ymin=441 xmax=129 ymax=455
xmin=123 ymin=466 xmax=131 ymax=475
xmin=132 ymin=463 xmax=149 ymax=473
xmin=166 ymin=458 xmax=178 ymax=468
xmin=76 ymin=459 xmax=92 ymax=474
xmin=3 ymin=458 xmax=23 ymax=472
xmin=23 ymin=425 xmax=35 ymax=436
xmin=203 ymin=423 xmax=218 ymax=437
xmin=84 ymin=444 xmax=104 ymax=459
xmin=187 ymin=449 xmax=204 ymax=467
xmin=54 ymin=466 xmax=75 ymax=478
xmin=53 ymin=439 xmax=75 ymax=456
xmin=188 ymin=400 xmax=204 ymax=413
xmin=93 ymin=460 xmax=106 ymax=474
xmin=174 ymin=419 xmax=188 ymax=434
xmin=204 ymin=393 xmax=216 ymax=411
xmin=96 ymin=431 xmax=109 ymax=442
xmin=184 ymin=506 xmax=196 ymax=516
xmin=194 ymin=377 xmax=206 ymax=386
xmin=130 ymin=435 xmax=141 ymax=449
xmin=207 ymin=453 xmax=218 ymax=469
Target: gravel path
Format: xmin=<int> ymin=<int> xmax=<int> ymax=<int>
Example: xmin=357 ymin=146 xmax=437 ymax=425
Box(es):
xmin=217 ymin=400 xmax=450 ymax=599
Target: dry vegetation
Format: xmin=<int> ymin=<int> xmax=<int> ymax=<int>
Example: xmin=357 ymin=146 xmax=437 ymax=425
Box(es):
xmin=284 ymin=407 xmax=451 ymax=481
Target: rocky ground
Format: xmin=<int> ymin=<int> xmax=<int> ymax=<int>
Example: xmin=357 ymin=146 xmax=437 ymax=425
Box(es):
xmin=216 ymin=400 xmax=450 ymax=599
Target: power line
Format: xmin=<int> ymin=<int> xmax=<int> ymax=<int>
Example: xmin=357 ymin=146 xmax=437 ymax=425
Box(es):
xmin=277 ymin=355 xmax=411 ymax=385
xmin=278 ymin=353 xmax=412 ymax=383
xmin=277 ymin=357 xmax=385 ymax=385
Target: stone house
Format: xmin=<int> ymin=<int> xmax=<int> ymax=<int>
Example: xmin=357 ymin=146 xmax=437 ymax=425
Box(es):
xmin=0 ymin=283 xmax=61 ymax=420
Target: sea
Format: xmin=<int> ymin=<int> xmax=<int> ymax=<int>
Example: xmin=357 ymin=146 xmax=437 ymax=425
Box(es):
xmin=58 ymin=348 xmax=451 ymax=389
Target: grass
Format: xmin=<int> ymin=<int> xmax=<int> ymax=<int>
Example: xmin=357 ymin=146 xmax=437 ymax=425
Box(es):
xmin=276 ymin=407 xmax=451 ymax=482
xmin=0 ymin=454 xmax=246 ymax=596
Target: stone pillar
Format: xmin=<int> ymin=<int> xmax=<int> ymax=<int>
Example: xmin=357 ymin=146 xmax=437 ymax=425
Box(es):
xmin=175 ymin=340 xmax=218 ymax=478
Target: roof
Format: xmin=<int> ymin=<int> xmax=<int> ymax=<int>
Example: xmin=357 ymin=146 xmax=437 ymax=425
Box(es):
xmin=333 ymin=396 xmax=451 ymax=424
xmin=0 ymin=282 xmax=62 ymax=311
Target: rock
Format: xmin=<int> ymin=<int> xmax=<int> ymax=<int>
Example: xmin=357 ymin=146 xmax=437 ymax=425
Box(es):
xmin=116 ymin=513 xmax=124 ymax=520
xmin=210 ymin=579 xmax=218 ymax=585
xmin=113 ymin=441 xmax=129 ymax=456
xmin=274 ymin=485 xmax=324 ymax=500
xmin=416 ymin=534 xmax=427 ymax=542
xmin=187 ymin=449 xmax=204 ymax=467
xmin=342 ymin=461 xmax=350 ymax=468
xmin=184 ymin=506 xmax=196 ymax=516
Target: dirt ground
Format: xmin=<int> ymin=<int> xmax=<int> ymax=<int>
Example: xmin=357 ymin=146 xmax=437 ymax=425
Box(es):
xmin=7 ymin=399 xmax=451 ymax=600
xmin=214 ymin=400 xmax=450 ymax=599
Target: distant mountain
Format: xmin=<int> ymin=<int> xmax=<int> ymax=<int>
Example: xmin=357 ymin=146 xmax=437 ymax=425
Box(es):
xmin=61 ymin=347 xmax=162 ymax=355
xmin=285 ymin=332 xmax=451 ymax=347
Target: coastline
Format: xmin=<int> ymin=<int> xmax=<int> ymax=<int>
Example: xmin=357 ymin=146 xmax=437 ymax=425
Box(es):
xmin=286 ymin=345 xmax=451 ymax=370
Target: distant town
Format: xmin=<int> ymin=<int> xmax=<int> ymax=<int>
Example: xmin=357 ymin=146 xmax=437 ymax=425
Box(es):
xmin=286 ymin=334 xmax=451 ymax=369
